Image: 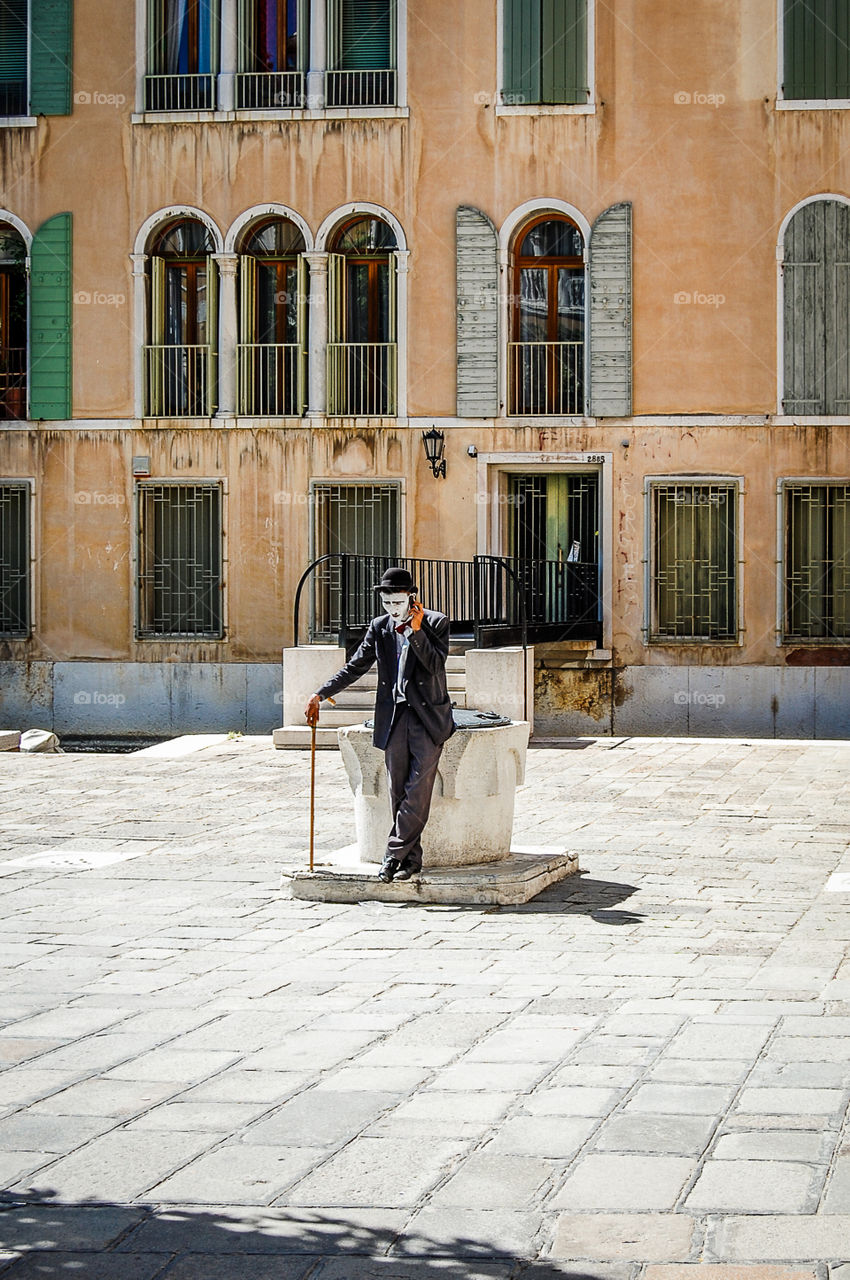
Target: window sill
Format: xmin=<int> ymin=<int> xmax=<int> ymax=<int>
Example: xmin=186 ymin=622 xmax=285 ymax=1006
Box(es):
xmin=494 ymin=102 xmax=595 ymax=117
xmin=0 ymin=116 xmax=37 ymax=128
xmin=132 ymin=106 xmax=409 ymax=124
xmin=775 ymin=98 xmax=850 ymax=110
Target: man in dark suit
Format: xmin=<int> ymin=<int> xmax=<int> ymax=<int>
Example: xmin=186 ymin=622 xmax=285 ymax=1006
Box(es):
xmin=304 ymin=567 xmax=454 ymax=883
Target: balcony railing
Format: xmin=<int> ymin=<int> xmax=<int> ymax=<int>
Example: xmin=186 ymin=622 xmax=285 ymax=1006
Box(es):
xmin=0 ymin=348 xmax=27 ymax=420
xmin=325 ymin=69 xmax=397 ymax=107
xmin=300 ymin=552 xmax=601 ymax=648
xmin=235 ymin=71 xmax=306 ymax=109
xmin=145 ymin=345 xmax=215 ymax=417
xmin=144 ymin=74 xmax=216 ymax=111
xmin=508 ymin=341 xmax=584 ymax=416
xmin=238 ymin=343 xmax=305 ymax=415
xmin=327 ymin=342 xmax=397 ymax=416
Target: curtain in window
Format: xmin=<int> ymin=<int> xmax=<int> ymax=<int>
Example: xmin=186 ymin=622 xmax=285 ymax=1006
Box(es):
xmin=160 ymin=0 xmax=214 ymax=74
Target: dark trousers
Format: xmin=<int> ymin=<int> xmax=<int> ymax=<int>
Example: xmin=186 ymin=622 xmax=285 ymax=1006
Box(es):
xmin=383 ymin=703 xmax=443 ymax=869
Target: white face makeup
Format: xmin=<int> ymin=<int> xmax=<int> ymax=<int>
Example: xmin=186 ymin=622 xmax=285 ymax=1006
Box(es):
xmin=381 ymin=592 xmax=413 ymax=623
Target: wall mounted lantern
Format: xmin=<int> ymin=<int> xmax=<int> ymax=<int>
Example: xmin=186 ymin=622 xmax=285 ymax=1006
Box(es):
xmin=421 ymin=427 xmax=446 ymax=479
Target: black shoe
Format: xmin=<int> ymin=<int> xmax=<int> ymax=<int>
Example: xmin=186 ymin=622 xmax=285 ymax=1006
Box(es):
xmin=378 ymin=858 xmax=400 ymax=883
xmin=394 ymin=862 xmax=421 ymax=881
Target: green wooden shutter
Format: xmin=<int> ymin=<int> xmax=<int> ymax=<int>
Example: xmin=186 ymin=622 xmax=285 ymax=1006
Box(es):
xmin=830 ymin=202 xmax=850 ymax=414
xmin=0 ymin=0 xmax=28 ymax=113
xmin=456 ymin=206 xmax=499 ymax=417
xmin=30 ymin=0 xmax=73 ymax=115
xmin=503 ymin=0 xmax=541 ymax=103
xmin=784 ymin=0 xmax=850 ymax=99
xmin=589 ymin=202 xmax=632 ymax=417
xmin=340 ymin=0 xmax=392 ymax=70
xmin=30 ymin=212 xmax=72 ymax=420
xmin=542 ymin=0 xmax=587 ymax=103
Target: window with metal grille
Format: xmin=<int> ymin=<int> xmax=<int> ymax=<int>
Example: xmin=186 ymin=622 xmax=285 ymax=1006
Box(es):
xmin=145 ymin=0 xmax=220 ymax=111
xmin=650 ymin=482 xmax=737 ymax=642
xmin=783 ymin=0 xmax=850 ymax=100
xmin=137 ymin=483 xmax=223 ymax=638
xmin=784 ymin=483 xmax=850 ymax=640
xmin=0 ymin=482 xmax=30 ymax=638
xmin=311 ymin=482 xmax=400 ymax=638
xmin=326 ymin=0 xmax=397 ymax=106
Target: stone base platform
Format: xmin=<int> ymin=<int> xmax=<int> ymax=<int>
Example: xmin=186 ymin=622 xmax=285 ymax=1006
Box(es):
xmin=281 ymin=844 xmax=579 ymax=906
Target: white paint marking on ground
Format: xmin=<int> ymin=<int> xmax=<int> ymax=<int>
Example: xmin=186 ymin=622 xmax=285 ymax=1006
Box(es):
xmin=133 ymin=734 xmax=231 ymax=758
xmin=825 ymin=872 xmax=850 ymax=892
xmin=0 ymin=846 xmax=196 ymax=870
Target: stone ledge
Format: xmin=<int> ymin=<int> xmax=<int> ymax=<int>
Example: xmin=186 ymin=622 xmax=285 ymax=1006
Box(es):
xmin=281 ymin=845 xmax=579 ymax=905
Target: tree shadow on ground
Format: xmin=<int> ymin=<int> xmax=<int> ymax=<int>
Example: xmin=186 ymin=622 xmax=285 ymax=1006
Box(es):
xmin=0 ymin=1190 xmax=615 ymax=1279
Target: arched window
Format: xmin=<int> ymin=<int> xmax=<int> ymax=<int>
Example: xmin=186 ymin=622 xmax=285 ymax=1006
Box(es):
xmin=0 ymin=224 xmax=27 ymax=420
xmin=509 ymin=215 xmax=585 ymax=415
xmin=783 ymin=199 xmax=850 ymax=415
xmin=237 ymin=216 xmax=306 ymax=414
xmin=146 ymin=218 xmax=217 ymax=417
xmin=328 ymin=216 xmax=398 ymax=415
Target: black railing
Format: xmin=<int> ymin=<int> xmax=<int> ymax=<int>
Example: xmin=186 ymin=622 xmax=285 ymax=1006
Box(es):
xmin=292 ymin=553 xmax=601 ymax=652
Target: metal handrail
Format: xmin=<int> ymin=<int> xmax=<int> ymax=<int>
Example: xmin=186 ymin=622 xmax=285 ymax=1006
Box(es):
xmin=292 ymin=552 xmax=342 ymax=648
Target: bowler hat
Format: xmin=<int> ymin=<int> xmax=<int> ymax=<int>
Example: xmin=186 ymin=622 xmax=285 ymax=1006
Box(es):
xmin=375 ymin=566 xmax=417 ymax=594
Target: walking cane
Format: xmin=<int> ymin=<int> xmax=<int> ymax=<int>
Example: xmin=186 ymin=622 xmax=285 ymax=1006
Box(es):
xmin=306 ymin=696 xmax=334 ymax=871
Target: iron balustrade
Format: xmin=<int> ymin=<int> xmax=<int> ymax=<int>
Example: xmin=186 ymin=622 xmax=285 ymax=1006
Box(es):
xmin=325 ymin=69 xmax=397 ymax=107
xmin=508 ymin=340 xmax=584 ymax=416
xmin=293 ymin=553 xmax=601 ymax=652
xmin=235 ymin=71 xmax=306 ymax=109
xmin=143 ymin=74 xmax=216 ymax=111
xmin=237 ymin=343 xmax=305 ymax=415
xmin=0 ymin=348 xmax=26 ymax=420
xmin=145 ymin=344 xmax=215 ymax=417
xmin=327 ymin=342 xmax=397 ymax=416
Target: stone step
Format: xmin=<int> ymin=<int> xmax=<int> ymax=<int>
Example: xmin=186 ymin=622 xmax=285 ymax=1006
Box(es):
xmin=273 ymin=726 xmax=342 ymax=749
xmin=332 ymin=683 xmax=466 ymax=707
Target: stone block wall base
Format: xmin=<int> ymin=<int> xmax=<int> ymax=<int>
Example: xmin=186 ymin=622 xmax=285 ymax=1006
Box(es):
xmin=281 ymin=844 xmax=579 ymax=905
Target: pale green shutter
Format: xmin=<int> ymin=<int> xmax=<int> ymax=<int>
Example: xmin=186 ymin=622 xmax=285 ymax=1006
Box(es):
xmin=30 ymin=212 xmax=72 ymax=419
xmin=783 ymin=199 xmax=850 ymax=415
xmin=237 ymin=254 xmax=256 ymax=413
xmin=296 ymin=252 xmax=307 ymax=412
xmin=206 ymin=255 xmax=218 ymax=415
xmin=542 ymin=0 xmax=587 ymax=104
xmin=456 ymin=206 xmax=499 ymax=417
xmin=30 ymin=0 xmax=73 ymax=115
xmin=589 ymin=202 xmax=632 ymax=417
xmin=503 ymin=0 xmax=541 ymax=102
xmin=0 ymin=0 xmax=27 ymax=113
xmin=784 ymin=0 xmax=850 ymax=99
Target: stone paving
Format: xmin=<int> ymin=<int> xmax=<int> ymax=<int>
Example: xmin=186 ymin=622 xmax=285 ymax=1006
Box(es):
xmin=0 ymin=732 xmax=849 ymax=1276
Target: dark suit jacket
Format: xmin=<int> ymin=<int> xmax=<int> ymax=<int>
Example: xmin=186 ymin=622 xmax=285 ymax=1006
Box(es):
xmin=316 ymin=609 xmax=455 ymax=750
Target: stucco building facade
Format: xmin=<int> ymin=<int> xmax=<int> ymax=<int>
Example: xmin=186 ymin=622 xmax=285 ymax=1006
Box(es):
xmin=1 ymin=0 xmax=849 ymax=737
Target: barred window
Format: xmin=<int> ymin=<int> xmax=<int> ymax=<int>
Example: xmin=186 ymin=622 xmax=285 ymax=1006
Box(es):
xmin=137 ymin=483 xmax=223 ymax=639
xmin=0 ymin=482 xmax=29 ymax=638
xmin=650 ymin=482 xmax=737 ymax=642
xmin=784 ymin=483 xmax=850 ymax=641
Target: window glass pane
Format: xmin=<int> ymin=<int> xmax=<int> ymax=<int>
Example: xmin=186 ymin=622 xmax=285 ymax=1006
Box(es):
xmin=0 ymin=483 xmax=28 ymax=636
xmin=242 ymin=217 xmax=304 ymax=256
xmin=519 ymin=268 xmax=548 ymax=341
xmin=138 ymin=484 xmax=222 ymax=637
xmin=785 ymin=484 xmax=850 ymax=639
xmin=520 ymin=219 xmax=582 ymax=258
xmin=153 ymin=219 xmax=215 ymax=258
xmin=557 ymin=267 xmax=584 ymax=340
xmin=333 ymin=217 xmax=397 ymax=255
